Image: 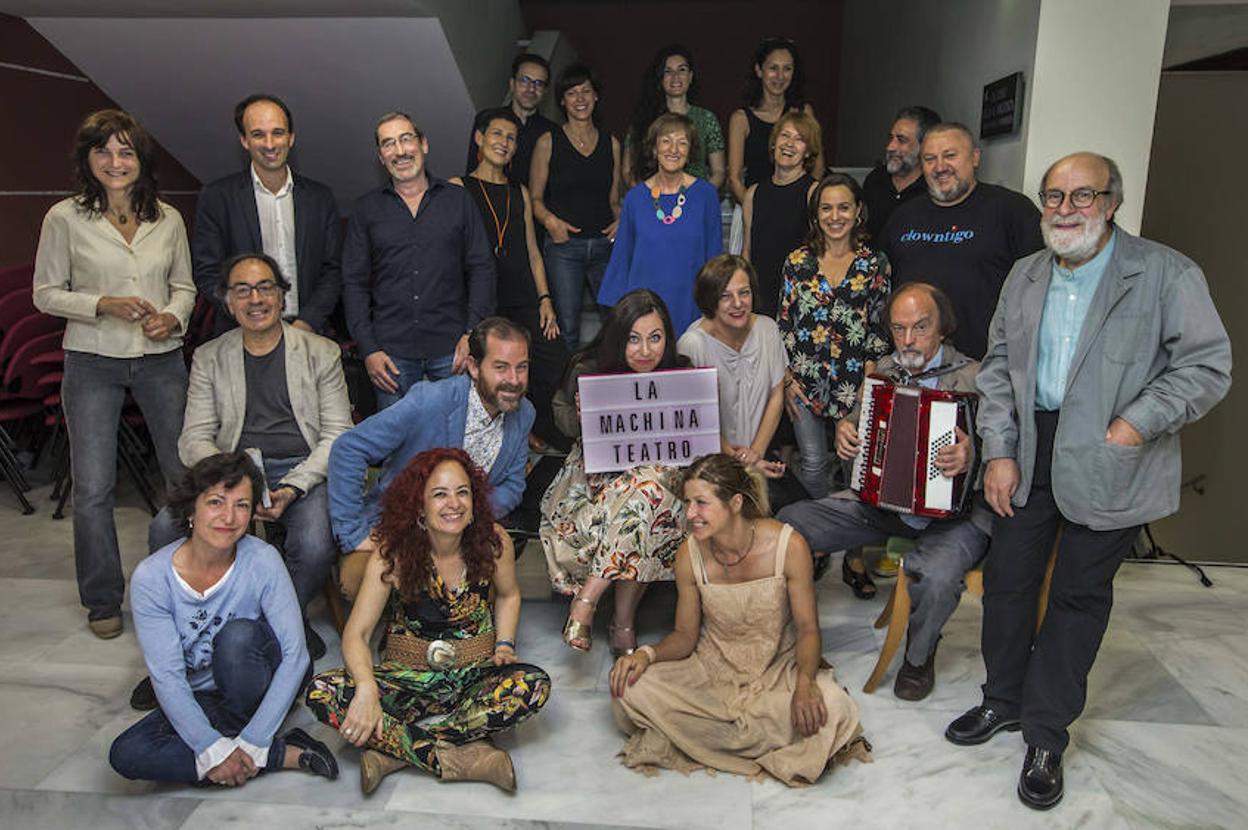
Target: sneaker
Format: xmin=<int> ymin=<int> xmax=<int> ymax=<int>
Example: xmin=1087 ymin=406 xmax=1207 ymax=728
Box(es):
xmin=89 ymin=615 xmax=123 ymax=639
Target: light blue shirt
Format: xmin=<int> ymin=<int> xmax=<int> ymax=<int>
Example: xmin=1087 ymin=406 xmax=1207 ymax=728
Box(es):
xmin=1035 ymin=231 xmax=1116 ymax=410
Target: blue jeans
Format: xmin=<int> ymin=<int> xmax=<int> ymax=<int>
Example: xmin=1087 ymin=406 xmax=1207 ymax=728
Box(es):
xmin=375 ymin=353 xmax=454 ymax=410
xmin=790 ymin=401 xmax=835 ymax=500
xmin=543 ymin=236 xmax=612 ymax=350
xmin=149 ymin=456 xmax=337 ymax=612
xmin=109 ymin=619 xmax=286 ymax=782
xmin=62 ymin=350 xmax=187 ymax=620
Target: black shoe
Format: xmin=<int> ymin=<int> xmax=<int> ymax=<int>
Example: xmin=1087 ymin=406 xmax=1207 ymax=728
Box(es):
xmin=894 ymin=640 xmax=937 ymax=701
xmin=282 ymin=727 xmax=339 ymax=780
xmin=129 ymin=676 xmax=157 ymax=711
xmin=305 ymin=622 xmax=327 ymax=661
xmin=1018 ymin=745 xmax=1063 ymax=810
xmin=841 ymin=552 xmax=877 ymax=599
xmin=945 ymin=705 xmax=1021 ymax=745
xmin=812 ymin=551 xmax=832 ymax=582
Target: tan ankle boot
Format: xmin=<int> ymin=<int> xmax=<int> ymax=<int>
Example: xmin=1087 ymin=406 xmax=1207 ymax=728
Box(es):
xmin=435 ymin=739 xmax=516 ymax=792
xmin=359 ymin=749 xmax=408 ymax=795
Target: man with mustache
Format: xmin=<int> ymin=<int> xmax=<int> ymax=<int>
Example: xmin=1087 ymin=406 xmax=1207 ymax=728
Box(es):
xmin=328 ymin=317 xmax=535 ymax=599
xmin=946 ymin=152 xmax=1231 ymax=810
xmin=194 ymin=94 xmax=343 ymax=336
xmin=778 ymin=282 xmax=990 ymax=700
xmin=342 ymin=112 xmax=496 ymax=410
xmin=880 ymin=122 xmax=1043 ymax=359
xmin=861 ymin=105 xmax=940 ymax=241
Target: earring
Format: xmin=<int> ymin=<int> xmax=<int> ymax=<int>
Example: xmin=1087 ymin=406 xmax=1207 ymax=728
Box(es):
xmin=855 ymin=214 xmax=863 ymax=226
xmin=416 ymin=516 xmax=427 ymax=531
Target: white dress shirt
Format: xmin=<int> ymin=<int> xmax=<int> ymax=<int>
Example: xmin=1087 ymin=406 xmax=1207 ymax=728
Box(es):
xmin=252 ymin=165 xmax=299 ymax=319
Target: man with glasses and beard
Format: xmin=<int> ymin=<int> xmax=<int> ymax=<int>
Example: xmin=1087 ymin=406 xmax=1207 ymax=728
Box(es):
xmin=778 ymin=282 xmax=991 ymax=701
xmin=861 ymin=105 xmax=940 ymax=240
xmin=880 ymin=122 xmax=1043 ymax=359
xmin=946 ymin=152 xmax=1231 ymax=810
xmin=464 ymin=53 xmax=555 ymax=187
xmin=327 ymin=317 xmax=535 ymax=600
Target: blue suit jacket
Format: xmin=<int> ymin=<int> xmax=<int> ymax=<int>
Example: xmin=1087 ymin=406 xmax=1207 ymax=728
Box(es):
xmin=328 ymin=374 xmax=535 ymax=550
xmin=192 ymin=168 xmax=343 ymax=333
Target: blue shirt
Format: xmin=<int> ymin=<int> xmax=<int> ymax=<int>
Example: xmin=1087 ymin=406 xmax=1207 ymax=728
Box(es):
xmin=341 ymin=176 xmax=496 ymax=360
xmin=1035 ymin=231 xmax=1116 ymax=410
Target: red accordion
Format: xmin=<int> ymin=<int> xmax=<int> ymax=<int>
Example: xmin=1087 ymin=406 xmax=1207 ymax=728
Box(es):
xmin=850 ymin=375 xmax=977 ymax=519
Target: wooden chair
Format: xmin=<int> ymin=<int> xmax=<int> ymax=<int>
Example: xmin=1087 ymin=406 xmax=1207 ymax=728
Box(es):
xmin=862 ymin=532 xmax=1060 ymax=693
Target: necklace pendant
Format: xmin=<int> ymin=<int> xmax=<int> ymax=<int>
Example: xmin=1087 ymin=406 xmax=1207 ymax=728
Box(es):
xmin=118 ymin=214 xmax=128 ymax=225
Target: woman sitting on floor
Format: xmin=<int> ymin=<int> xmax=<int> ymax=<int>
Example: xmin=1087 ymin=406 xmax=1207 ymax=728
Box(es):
xmin=306 ymin=447 xmax=550 ymax=795
xmin=610 ymin=453 xmax=870 ymax=786
xmin=110 ymin=452 xmax=337 ymax=786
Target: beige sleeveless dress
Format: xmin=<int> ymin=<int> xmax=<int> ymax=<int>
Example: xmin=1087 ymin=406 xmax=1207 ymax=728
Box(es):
xmin=612 ymin=525 xmax=870 ymax=786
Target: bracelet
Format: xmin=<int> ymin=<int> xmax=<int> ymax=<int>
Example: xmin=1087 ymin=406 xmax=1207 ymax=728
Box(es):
xmin=537 ymin=294 xmax=552 ymax=304
xmin=495 ymin=639 xmax=516 ymax=650
xmin=638 ymin=644 xmax=657 ymax=663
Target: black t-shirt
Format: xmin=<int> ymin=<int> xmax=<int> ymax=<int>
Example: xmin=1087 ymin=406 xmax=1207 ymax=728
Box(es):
xmin=880 ymin=182 xmax=1043 ymax=358
xmin=237 ymin=336 xmax=311 ymax=461
xmin=861 ymin=164 xmax=928 ymax=242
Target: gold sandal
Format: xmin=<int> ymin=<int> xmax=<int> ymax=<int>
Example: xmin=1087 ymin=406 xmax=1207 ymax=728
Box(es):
xmin=562 ymin=596 xmax=596 ymax=652
xmin=608 ymin=624 xmax=636 ymax=658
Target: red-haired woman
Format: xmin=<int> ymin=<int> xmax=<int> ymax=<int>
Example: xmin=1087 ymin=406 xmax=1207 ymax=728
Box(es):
xmin=306 ymin=448 xmax=550 ymax=795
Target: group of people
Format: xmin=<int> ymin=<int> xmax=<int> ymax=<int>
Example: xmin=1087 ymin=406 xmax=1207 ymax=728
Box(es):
xmin=28 ymin=33 xmax=1232 ymax=811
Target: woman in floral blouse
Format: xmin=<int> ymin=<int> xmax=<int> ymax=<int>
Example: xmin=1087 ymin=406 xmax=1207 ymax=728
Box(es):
xmin=777 ymin=173 xmax=890 ymax=506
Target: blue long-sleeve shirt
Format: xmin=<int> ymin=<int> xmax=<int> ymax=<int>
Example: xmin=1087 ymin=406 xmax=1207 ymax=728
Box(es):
xmin=341 ymin=176 xmax=496 ymax=360
xmin=130 ymin=536 xmax=308 ymax=772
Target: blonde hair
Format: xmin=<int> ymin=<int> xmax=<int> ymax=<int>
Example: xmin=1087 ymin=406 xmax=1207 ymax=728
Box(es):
xmin=682 ymin=453 xmax=770 ymax=518
xmin=768 ymin=111 xmax=822 ymax=175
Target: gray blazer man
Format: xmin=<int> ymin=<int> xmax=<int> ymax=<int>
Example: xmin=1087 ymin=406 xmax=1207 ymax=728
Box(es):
xmin=945 ymin=152 xmax=1232 ymax=811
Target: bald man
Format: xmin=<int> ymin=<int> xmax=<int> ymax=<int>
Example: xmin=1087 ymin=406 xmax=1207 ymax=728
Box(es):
xmin=946 ymin=152 xmax=1231 ymax=809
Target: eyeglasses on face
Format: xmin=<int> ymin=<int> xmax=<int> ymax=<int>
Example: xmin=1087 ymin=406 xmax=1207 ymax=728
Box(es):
xmin=515 ymin=74 xmax=547 ymax=90
xmin=1038 ymin=187 xmax=1110 ymax=209
xmin=227 ymin=280 xmax=280 ymax=300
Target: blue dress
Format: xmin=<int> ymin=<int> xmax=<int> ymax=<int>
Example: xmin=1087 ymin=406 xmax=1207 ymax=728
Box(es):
xmin=597 ymin=178 xmax=722 ymax=332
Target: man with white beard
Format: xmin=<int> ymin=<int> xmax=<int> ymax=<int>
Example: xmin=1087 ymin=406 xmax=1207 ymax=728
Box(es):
xmin=860 ymin=105 xmax=940 ymax=240
xmin=945 ymin=152 xmax=1232 ymax=810
xmin=778 ymin=282 xmax=991 ymax=700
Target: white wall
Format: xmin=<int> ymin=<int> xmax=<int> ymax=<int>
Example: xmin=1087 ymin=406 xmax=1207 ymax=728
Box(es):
xmin=1021 ymin=0 xmax=1170 ymax=234
xmin=836 ymin=0 xmax=1041 ymax=189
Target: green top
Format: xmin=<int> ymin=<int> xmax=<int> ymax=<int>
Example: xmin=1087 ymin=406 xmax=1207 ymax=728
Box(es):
xmin=628 ymin=104 xmax=725 ymax=181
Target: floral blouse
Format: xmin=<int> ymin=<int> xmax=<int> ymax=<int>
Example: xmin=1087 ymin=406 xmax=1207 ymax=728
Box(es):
xmin=777 ymin=244 xmax=891 ymax=419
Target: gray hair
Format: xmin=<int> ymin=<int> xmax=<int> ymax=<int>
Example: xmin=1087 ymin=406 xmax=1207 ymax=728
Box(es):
xmin=893 ymin=105 xmax=942 ymax=145
xmin=924 ymin=121 xmax=980 ymax=151
xmin=1041 ymin=152 xmax=1124 ymax=212
xmin=374 ymin=111 xmax=420 ymax=146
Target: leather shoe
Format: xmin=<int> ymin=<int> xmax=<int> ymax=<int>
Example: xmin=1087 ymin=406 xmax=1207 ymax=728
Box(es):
xmin=130 ymin=676 xmax=157 ymax=711
xmin=945 ymin=705 xmax=1020 ymax=745
xmin=282 ymin=727 xmax=339 ymax=780
xmin=1017 ymin=745 xmax=1063 ymax=810
xmin=894 ymin=640 xmax=937 ymax=701
xmin=305 ymin=622 xmax=327 ymax=661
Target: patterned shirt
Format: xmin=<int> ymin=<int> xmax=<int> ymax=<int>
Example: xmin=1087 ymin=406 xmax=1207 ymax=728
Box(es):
xmin=777 ymin=244 xmax=891 ymax=420
xmin=463 ymin=383 xmax=505 ymax=474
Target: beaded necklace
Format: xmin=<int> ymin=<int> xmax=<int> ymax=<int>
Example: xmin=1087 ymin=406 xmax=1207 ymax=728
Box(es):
xmin=651 ymin=183 xmax=688 ymax=224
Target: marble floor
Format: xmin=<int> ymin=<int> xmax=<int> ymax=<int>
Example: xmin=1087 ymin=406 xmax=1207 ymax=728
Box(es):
xmin=1 ymin=478 xmax=1246 ymax=829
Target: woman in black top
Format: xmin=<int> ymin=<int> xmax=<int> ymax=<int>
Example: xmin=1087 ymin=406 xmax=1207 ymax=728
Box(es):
xmin=741 ymin=110 xmax=821 ymax=317
xmin=453 ymin=108 xmax=570 ymax=452
xmin=530 ymin=64 xmax=621 ymax=351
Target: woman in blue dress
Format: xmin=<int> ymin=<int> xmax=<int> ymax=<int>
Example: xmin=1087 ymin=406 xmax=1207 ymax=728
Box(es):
xmin=598 ymin=112 xmax=722 ymax=333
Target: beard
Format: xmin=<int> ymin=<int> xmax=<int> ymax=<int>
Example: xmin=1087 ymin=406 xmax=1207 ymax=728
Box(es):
xmin=480 ymin=380 xmax=526 ymax=413
xmin=885 ymin=148 xmax=918 ymax=176
xmin=928 ymin=174 xmax=971 ymax=204
xmin=897 ymin=348 xmax=928 ymax=372
xmin=1042 ymin=210 xmax=1108 ymax=264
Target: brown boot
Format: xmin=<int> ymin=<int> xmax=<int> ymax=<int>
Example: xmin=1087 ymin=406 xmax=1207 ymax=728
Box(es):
xmin=359 ymin=749 xmax=408 ymax=795
xmin=435 ymin=739 xmax=516 ymax=792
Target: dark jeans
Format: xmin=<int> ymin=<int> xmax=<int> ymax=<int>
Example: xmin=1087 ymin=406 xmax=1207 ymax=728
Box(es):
xmin=499 ymin=303 xmax=571 ymax=451
xmin=62 ymin=350 xmax=187 ymax=620
xmin=375 ymin=353 xmax=454 ymax=410
xmin=109 ymin=619 xmax=286 ymax=782
xmin=149 ymin=456 xmax=336 ymax=612
xmin=981 ymin=410 xmax=1139 ymax=752
xmin=543 ymin=236 xmax=612 ymax=351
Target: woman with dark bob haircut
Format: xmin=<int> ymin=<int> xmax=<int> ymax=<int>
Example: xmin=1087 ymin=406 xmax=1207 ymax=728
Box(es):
xmin=33 ymin=109 xmax=196 ymax=640
xmin=542 ymin=289 xmax=691 ymax=657
xmin=110 ymin=453 xmax=337 ymax=787
xmin=307 ymin=448 xmax=550 ymax=795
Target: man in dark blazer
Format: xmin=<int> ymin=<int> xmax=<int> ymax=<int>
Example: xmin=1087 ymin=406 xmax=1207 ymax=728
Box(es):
xmin=193 ymin=93 xmax=342 ymax=335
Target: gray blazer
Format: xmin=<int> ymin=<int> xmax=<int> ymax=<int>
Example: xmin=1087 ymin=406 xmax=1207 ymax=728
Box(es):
xmin=976 ymin=229 xmax=1231 ymax=530
xmin=179 ymin=322 xmax=354 ymax=494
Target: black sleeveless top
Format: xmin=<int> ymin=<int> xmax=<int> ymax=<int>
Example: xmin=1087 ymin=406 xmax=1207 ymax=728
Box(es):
xmin=546 ymin=126 xmax=615 ymax=239
xmin=742 ymin=108 xmax=779 ymax=189
xmin=750 ymin=173 xmax=815 ymax=317
xmin=465 ymin=176 xmax=537 ymax=309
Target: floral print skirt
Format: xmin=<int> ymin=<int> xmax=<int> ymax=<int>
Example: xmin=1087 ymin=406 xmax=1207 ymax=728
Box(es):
xmin=540 ymin=443 xmax=685 ymax=595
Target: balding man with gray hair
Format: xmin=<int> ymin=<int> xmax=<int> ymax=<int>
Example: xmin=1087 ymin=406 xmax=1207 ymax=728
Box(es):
xmin=946 ymin=152 xmax=1232 ymax=810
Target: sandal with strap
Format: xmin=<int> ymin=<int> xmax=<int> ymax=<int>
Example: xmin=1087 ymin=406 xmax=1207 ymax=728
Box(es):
xmin=562 ymin=596 xmax=596 ymax=652
xmin=842 ymin=552 xmax=877 ymax=600
xmin=608 ymin=624 xmax=636 ymax=658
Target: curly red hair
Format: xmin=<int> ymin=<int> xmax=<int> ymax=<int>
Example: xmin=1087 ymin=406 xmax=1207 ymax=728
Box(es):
xmin=373 ymin=447 xmax=500 ymax=601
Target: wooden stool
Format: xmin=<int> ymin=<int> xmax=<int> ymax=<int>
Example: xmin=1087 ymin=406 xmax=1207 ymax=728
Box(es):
xmin=862 ymin=533 xmax=1060 ymax=694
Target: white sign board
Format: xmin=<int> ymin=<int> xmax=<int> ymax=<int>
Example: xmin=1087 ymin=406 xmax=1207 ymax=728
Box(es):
xmin=579 ymin=367 xmax=721 ymax=474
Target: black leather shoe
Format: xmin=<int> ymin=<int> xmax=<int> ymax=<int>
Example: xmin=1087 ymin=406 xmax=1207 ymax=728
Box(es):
xmin=129 ymin=676 xmax=157 ymax=711
xmin=944 ymin=705 xmax=1020 ymax=745
xmin=894 ymin=641 xmax=937 ymax=701
xmin=283 ymin=727 xmax=339 ymax=780
xmin=305 ymin=622 xmax=327 ymax=661
xmin=1018 ymin=745 xmax=1063 ymax=810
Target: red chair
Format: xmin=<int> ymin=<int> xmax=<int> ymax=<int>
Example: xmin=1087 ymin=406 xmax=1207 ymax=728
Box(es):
xmin=0 ymin=288 xmax=37 ymax=343
xmin=0 ymin=330 xmax=62 ymax=514
xmin=0 ymin=312 xmax=63 ymax=373
xmin=0 ymin=264 xmax=34 ymax=300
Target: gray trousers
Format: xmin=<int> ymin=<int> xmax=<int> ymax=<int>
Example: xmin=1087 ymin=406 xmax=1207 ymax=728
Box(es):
xmin=777 ymin=496 xmax=989 ymax=664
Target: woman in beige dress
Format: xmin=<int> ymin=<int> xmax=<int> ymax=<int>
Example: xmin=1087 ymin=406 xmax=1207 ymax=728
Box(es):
xmin=609 ymin=453 xmax=869 ymax=786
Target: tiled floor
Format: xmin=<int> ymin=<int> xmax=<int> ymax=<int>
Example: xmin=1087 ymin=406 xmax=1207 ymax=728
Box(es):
xmin=2 ymin=479 xmax=1246 ymax=829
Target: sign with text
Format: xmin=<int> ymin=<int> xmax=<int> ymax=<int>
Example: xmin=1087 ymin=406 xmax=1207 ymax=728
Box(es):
xmin=980 ymin=71 xmax=1025 ymax=139
xmin=579 ymin=367 xmax=721 ymax=474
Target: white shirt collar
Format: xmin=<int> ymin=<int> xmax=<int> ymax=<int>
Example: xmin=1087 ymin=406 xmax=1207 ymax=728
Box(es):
xmin=251 ymin=164 xmax=294 ymax=198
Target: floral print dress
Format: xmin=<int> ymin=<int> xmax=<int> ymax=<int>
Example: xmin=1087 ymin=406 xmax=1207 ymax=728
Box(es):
xmin=777 ymin=245 xmax=892 ymax=421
